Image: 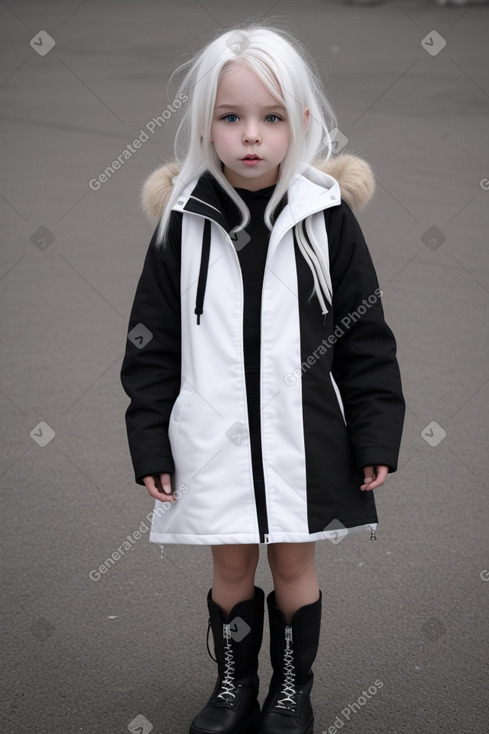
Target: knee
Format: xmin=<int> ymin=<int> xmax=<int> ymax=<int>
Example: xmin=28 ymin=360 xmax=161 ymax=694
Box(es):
xmin=268 ymin=544 xmax=315 ymax=584
xmin=213 ymin=546 xmax=258 ymax=585
xmin=268 ymin=555 xmax=298 ymax=585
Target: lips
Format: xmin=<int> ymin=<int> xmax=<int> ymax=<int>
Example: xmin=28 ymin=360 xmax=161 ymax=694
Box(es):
xmin=241 ymin=155 xmax=262 ymax=160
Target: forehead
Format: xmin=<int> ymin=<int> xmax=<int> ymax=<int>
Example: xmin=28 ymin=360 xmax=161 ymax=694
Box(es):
xmin=215 ymin=63 xmax=283 ymax=105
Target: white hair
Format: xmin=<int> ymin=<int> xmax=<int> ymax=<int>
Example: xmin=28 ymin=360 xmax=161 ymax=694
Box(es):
xmin=155 ymin=21 xmax=338 ymax=313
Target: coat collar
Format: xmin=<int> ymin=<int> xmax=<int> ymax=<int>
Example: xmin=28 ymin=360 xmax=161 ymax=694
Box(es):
xmin=169 ymin=164 xmax=342 ymax=235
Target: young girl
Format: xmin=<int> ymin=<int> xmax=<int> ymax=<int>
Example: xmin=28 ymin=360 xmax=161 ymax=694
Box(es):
xmin=120 ymin=23 xmax=405 ymax=734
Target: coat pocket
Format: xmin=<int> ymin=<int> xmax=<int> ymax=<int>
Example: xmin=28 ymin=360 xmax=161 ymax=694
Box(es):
xmin=329 ymin=371 xmax=347 ymax=426
xmin=168 ymin=388 xmax=192 ymax=440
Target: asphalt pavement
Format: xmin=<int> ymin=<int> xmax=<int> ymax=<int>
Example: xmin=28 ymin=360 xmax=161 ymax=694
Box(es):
xmin=1 ymin=1 xmax=488 ymax=732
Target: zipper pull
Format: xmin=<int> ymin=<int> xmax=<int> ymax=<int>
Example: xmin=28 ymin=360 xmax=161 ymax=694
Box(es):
xmin=369 ymin=524 xmax=377 ymax=541
xmin=285 ymin=626 xmax=293 ymax=643
xmin=223 ymin=623 xmax=231 ymax=640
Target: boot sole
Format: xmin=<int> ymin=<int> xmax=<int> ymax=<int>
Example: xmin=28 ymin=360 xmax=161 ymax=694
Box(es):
xmin=189 ymin=710 xmax=261 ymax=734
xmin=258 ymin=714 xmax=314 ymax=733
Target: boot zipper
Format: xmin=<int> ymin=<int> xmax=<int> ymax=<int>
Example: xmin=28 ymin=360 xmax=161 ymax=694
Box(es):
xmin=217 ymin=622 xmax=236 ymax=702
xmin=277 ymin=625 xmax=296 ymax=711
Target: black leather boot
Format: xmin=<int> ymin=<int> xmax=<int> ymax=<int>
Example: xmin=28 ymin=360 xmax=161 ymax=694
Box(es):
xmin=259 ymin=591 xmax=322 ymax=734
xmin=189 ymin=586 xmax=264 ymax=734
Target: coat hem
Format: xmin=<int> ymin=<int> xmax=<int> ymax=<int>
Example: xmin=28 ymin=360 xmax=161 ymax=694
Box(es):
xmin=149 ymin=522 xmax=377 ymax=545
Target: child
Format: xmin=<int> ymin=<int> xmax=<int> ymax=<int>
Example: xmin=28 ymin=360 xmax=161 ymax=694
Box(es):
xmin=120 ymin=23 xmax=405 ymax=734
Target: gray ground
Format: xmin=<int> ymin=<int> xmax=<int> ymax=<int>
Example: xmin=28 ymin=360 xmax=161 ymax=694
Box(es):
xmin=1 ymin=1 xmax=488 ymax=732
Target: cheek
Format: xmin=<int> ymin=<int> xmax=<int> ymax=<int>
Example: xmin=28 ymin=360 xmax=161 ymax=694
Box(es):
xmin=277 ymin=129 xmax=290 ymax=153
xmin=213 ymin=127 xmax=234 ymax=150
xmin=210 ymin=122 xmax=226 ymax=145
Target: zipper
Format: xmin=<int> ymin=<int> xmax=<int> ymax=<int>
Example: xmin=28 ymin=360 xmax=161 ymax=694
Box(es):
xmin=368 ymin=523 xmax=377 ymax=541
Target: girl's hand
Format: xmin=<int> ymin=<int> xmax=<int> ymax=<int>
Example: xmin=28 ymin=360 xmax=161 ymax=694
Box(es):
xmin=143 ymin=473 xmax=176 ymax=502
xmin=360 ymin=465 xmax=388 ymax=491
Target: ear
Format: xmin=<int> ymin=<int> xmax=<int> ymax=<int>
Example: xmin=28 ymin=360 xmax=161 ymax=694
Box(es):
xmin=303 ymin=106 xmax=310 ymax=131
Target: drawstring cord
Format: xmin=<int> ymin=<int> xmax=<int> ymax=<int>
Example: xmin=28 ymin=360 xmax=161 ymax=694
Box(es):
xmin=194 ymin=217 xmax=211 ymax=324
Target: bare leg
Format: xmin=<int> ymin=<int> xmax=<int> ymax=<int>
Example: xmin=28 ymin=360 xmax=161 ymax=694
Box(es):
xmin=211 ymin=544 xmax=260 ymax=617
xmin=267 ymin=542 xmax=319 ymax=623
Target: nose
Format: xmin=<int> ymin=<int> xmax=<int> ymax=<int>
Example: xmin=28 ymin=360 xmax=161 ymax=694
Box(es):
xmin=243 ymin=122 xmax=261 ymax=144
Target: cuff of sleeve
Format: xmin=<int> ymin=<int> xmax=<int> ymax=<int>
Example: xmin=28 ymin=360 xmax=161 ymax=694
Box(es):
xmin=134 ymin=456 xmax=175 ymax=486
xmin=353 ymin=446 xmax=399 ymax=474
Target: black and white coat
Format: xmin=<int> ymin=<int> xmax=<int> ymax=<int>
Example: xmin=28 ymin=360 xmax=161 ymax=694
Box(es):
xmin=120 ymin=154 xmax=405 ymax=545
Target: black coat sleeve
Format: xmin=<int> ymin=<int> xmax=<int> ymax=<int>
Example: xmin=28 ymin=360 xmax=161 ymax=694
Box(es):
xmin=326 ymin=201 xmax=405 ymax=473
xmin=120 ymin=212 xmax=182 ymax=485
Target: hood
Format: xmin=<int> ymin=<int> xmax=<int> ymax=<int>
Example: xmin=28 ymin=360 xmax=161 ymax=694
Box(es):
xmin=140 ymin=153 xmax=376 ymax=224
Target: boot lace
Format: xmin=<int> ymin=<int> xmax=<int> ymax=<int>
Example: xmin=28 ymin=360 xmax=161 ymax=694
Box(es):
xmin=216 ymin=623 xmax=236 ymax=702
xmin=276 ymin=626 xmax=296 ymax=711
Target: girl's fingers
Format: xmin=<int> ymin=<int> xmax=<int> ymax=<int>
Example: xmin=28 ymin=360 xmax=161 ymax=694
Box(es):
xmin=143 ymin=474 xmax=176 ymax=501
xmin=360 ymin=465 xmax=388 ymax=491
xmin=360 ymin=465 xmax=375 ymax=490
xmin=159 ymin=473 xmax=174 ymax=496
xmin=155 ymin=473 xmax=174 ymax=499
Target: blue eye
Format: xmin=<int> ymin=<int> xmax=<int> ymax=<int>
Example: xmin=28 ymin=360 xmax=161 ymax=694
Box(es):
xmin=220 ymin=113 xmax=284 ymax=123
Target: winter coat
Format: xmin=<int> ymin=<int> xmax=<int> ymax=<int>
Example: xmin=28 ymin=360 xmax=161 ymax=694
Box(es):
xmin=120 ymin=154 xmax=405 ymax=545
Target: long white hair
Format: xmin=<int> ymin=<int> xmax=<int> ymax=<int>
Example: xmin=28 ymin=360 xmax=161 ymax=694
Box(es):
xmin=155 ymin=21 xmax=338 ymax=313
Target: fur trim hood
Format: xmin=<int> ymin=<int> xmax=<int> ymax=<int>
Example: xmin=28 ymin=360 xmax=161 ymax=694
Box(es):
xmin=140 ymin=153 xmax=376 ymax=224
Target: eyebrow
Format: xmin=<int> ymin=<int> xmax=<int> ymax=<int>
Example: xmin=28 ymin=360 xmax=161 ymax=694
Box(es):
xmin=216 ymin=104 xmax=286 ymax=110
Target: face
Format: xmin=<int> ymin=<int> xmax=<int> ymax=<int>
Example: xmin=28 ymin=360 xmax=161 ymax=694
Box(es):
xmin=210 ymin=63 xmax=304 ymax=190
